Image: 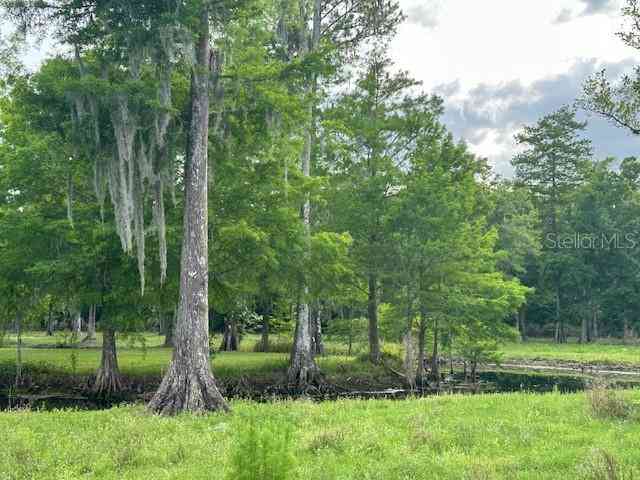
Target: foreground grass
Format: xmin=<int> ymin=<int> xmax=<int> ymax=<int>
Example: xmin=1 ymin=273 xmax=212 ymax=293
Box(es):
xmin=2 ymin=391 xmax=640 ymax=479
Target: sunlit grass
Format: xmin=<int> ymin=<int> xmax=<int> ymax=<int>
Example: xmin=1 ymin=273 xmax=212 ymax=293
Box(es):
xmin=500 ymin=340 xmax=640 ymax=366
xmin=0 ymin=332 xmax=379 ymax=380
xmin=3 ymin=331 xmax=640 ymax=386
xmin=2 ymin=391 xmax=640 ymax=479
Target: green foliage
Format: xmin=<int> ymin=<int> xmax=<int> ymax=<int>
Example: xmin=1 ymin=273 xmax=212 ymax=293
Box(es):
xmin=229 ymin=418 xmax=295 ymax=480
xmin=325 ymin=316 xmax=369 ymax=353
xmin=378 ymin=303 xmax=409 ymax=342
xmin=455 ymin=327 xmax=518 ymax=373
xmin=587 ymin=381 xmax=635 ymax=420
xmin=579 ymin=449 xmax=638 ymax=480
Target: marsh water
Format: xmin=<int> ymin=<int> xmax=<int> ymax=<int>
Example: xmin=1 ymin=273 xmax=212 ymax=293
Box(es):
xmin=1 ymin=370 xmax=635 ymax=411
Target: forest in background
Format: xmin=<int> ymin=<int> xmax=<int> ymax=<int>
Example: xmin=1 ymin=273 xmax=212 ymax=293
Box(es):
xmin=0 ymin=0 xmax=640 ymax=413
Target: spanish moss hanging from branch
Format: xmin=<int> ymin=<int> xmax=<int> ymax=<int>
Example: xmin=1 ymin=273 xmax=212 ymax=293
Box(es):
xmin=66 ymin=25 xmax=187 ymax=294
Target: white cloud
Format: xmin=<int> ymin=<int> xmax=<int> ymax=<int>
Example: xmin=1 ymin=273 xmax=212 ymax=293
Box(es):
xmin=393 ymin=0 xmax=640 ymax=176
xmin=437 ymin=59 xmax=640 ymax=176
xmin=554 ymin=0 xmax=618 ymax=23
xmin=404 ymin=1 xmax=441 ymax=30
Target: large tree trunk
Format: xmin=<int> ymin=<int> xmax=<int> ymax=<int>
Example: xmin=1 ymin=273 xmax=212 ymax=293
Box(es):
xmin=81 ymin=305 xmax=97 ymax=346
xmin=46 ymin=300 xmax=54 ymax=336
xmin=259 ymin=311 xmax=270 ymax=352
xmin=553 ymin=288 xmax=566 ymax=343
xmin=74 ymin=311 xmax=82 ymax=336
xmin=94 ymin=328 xmax=123 ymax=394
xmin=163 ymin=308 xmax=175 ymax=348
xmin=581 ymin=315 xmax=588 ymax=344
xmin=311 ymin=303 xmax=324 ymax=356
xmin=367 ymin=274 xmax=381 ymax=364
xmin=344 ymin=308 xmax=354 ymax=357
xmin=15 ymin=310 xmax=23 ymax=387
xmin=287 ymin=119 xmax=320 ymax=384
xmin=518 ymin=305 xmax=527 ymax=342
xmin=220 ymin=316 xmax=239 ymax=351
xmin=623 ymin=312 xmax=634 ymax=344
xmin=148 ymin=9 xmax=228 ymax=415
xmin=289 ymin=299 xmax=320 ymax=386
xmin=417 ymin=309 xmax=427 ymax=386
xmin=430 ymin=315 xmax=440 ymax=383
xmin=287 ymin=0 xmax=322 ymax=386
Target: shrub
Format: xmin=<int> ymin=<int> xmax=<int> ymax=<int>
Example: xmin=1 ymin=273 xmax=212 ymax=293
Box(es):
xmin=587 ymin=381 xmax=633 ymax=420
xmin=579 ymin=449 xmax=636 ymax=480
xmin=228 ymin=418 xmax=295 ymax=480
xmin=307 ymin=429 xmax=346 ymax=454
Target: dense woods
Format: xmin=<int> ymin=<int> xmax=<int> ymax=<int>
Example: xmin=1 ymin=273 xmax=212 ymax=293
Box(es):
xmin=1 ymin=0 xmax=640 ymax=421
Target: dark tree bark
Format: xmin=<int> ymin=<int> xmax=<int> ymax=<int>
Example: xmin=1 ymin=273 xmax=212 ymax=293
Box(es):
xmin=219 ymin=316 xmax=239 ymax=351
xmin=311 ymin=303 xmax=324 ymax=356
xmin=46 ymin=300 xmax=54 ymax=336
xmin=518 ymin=305 xmax=527 ymax=342
xmin=94 ymin=328 xmax=123 ymax=394
xmin=417 ymin=309 xmax=428 ymax=385
xmin=288 ymin=300 xmax=320 ymax=387
xmin=344 ymin=308 xmax=353 ymax=357
xmin=470 ymin=360 xmax=478 ymax=384
xmin=74 ymin=311 xmax=82 ymax=336
xmin=163 ymin=308 xmax=175 ymax=348
xmin=287 ymin=0 xmax=322 ymax=387
xmin=581 ymin=315 xmax=588 ymax=344
xmin=15 ymin=310 xmax=23 ymax=388
xmin=81 ymin=305 xmax=97 ymax=346
xmin=258 ymin=299 xmax=272 ymax=352
xmin=367 ymin=274 xmax=381 ymax=364
xmin=430 ymin=315 xmax=440 ymax=383
xmin=148 ymin=9 xmax=228 ymax=415
xmin=623 ymin=312 xmax=634 ymax=344
xmin=259 ymin=313 xmax=270 ymax=352
xmin=553 ymin=289 xmax=566 ymax=343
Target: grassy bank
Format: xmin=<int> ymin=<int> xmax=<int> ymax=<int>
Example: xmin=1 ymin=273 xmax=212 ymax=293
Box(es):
xmin=0 ymin=332 xmax=381 ymax=381
xmin=2 ymin=391 xmax=640 ymax=479
xmin=2 ymin=333 xmax=640 ymax=387
xmin=0 ymin=348 xmax=386 ymax=385
xmin=500 ymin=340 xmax=640 ymax=366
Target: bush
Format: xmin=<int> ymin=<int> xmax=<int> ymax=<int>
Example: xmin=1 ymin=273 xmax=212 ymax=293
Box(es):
xmin=579 ymin=449 xmax=637 ymax=480
xmin=307 ymin=429 xmax=346 ymax=454
xmin=228 ymin=418 xmax=295 ymax=480
xmin=587 ymin=381 xmax=634 ymax=420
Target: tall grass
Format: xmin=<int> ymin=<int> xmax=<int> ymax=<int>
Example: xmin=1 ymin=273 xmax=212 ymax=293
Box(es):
xmin=2 ymin=392 xmax=640 ymax=479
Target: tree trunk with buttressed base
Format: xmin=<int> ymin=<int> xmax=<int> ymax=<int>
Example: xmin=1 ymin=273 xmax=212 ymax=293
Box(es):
xmin=148 ymin=7 xmax=228 ymax=415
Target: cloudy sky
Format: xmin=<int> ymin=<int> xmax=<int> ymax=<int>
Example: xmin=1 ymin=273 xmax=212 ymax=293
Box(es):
xmin=16 ymin=0 xmax=640 ymax=177
xmin=393 ymin=0 xmax=640 ymax=176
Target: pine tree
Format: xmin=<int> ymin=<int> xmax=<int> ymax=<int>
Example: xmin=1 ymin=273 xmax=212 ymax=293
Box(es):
xmin=512 ymin=107 xmax=592 ymax=343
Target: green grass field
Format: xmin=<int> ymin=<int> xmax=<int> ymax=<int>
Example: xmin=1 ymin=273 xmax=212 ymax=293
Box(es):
xmin=500 ymin=340 xmax=640 ymax=366
xmin=2 ymin=333 xmax=640 ymax=478
xmin=2 ymin=391 xmax=640 ymax=479
xmin=0 ymin=332 xmax=381 ymax=381
xmin=1 ymin=332 xmax=640 ymax=387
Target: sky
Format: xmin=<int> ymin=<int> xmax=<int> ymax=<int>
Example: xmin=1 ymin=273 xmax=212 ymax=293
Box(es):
xmin=393 ymin=0 xmax=640 ymax=176
xmin=15 ymin=0 xmax=640 ymax=177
